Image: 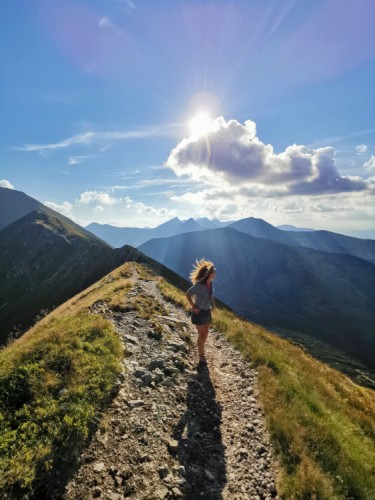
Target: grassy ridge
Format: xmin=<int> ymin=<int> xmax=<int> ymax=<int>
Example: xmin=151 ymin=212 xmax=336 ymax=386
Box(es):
xmin=1 ymin=261 xmax=375 ymax=498
xmin=0 ymin=267 xmax=130 ymax=497
xmin=156 ymin=272 xmax=375 ymax=499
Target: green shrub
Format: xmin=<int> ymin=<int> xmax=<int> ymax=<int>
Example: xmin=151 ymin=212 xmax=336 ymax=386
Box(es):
xmin=0 ymin=314 xmax=122 ymax=497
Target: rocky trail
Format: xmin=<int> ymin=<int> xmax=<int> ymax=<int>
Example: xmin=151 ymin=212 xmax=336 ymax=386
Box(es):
xmin=64 ymin=274 xmax=278 ymax=500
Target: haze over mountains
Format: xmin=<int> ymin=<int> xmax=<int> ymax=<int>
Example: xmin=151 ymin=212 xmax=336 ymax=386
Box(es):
xmin=86 ymin=217 xmax=229 ymax=248
xmin=1 ymin=187 xmax=375 ymax=381
xmin=139 ymin=228 xmax=375 ymax=369
xmin=87 ymin=213 xmax=375 ymax=265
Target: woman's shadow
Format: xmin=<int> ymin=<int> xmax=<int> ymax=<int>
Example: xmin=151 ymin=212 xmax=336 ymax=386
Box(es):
xmin=173 ymin=363 xmax=227 ymax=499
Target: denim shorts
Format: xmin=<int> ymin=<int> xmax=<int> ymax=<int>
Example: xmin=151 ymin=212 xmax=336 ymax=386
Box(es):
xmin=191 ymin=308 xmax=212 ymax=325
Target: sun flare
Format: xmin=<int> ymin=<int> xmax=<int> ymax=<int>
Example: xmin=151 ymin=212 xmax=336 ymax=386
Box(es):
xmin=189 ymin=112 xmax=214 ymax=137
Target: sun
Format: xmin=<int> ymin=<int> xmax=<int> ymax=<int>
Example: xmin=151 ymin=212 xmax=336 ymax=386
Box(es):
xmin=189 ymin=111 xmax=214 ymax=137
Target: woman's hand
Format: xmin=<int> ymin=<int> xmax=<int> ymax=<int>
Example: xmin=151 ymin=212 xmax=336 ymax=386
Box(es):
xmin=192 ymin=305 xmax=200 ymax=314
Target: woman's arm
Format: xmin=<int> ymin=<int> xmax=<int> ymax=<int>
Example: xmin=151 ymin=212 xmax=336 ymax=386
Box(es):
xmin=210 ymin=295 xmax=216 ymax=309
xmin=186 ymin=292 xmax=200 ymax=313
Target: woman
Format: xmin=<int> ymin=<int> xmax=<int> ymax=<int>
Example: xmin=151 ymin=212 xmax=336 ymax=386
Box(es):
xmin=185 ymin=259 xmax=216 ymax=364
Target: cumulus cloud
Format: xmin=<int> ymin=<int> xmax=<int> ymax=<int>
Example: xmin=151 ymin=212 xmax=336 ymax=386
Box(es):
xmin=0 ymin=180 xmax=14 ymax=189
xmin=78 ymin=191 xmax=120 ymax=205
xmin=44 ymin=201 xmax=73 ymax=216
xmin=364 ymin=155 xmax=375 ymax=171
xmin=356 ymin=144 xmax=368 ymax=154
xmin=166 ymin=117 xmax=368 ymax=196
xmin=122 ymin=196 xmax=169 ymax=216
xmin=74 ymin=189 xmax=173 ymax=220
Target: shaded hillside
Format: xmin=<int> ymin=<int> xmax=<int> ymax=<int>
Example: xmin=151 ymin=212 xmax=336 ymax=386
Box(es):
xmin=0 ymin=187 xmax=46 ymax=231
xmin=0 ymin=210 xmax=153 ymax=343
xmin=139 ymin=227 xmax=375 ymax=369
xmin=229 ymin=217 xmax=375 ymax=264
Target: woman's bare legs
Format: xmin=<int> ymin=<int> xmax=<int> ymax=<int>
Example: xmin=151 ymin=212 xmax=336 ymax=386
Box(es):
xmin=196 ymin=323 xmax=209 ymax=360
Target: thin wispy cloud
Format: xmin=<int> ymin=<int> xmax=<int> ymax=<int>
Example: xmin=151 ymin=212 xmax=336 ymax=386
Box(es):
xmin=309 ymin=129 xmax=375 ymax=148
xmin=356 ymin=144 xmax=368 ymax=155
xmin=268 ymin=0 xmax=297 ymax=36
xmin=99 ymin=16 xmax=123 ymax=37
xmin=117 ymin=0 xmax=136 ymax=10
xmin=364 ymin=156 xmax=375 ymax=171
xmin=134 ymin=178 xmax=197 ymax=188
xmin=67 ymin=158 xmax=79 ymax=165
xmin=17 ymin=123 xmax=183 ymax=153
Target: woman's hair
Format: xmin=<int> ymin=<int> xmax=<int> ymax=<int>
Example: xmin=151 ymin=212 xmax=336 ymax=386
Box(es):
xmin=190 ymin=258 xmax=215 ymax=284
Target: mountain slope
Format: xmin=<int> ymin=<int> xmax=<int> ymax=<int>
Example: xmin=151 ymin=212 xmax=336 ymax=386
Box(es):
xmin=139 ymin=227 xmax=375 ymax=369
xmin=84 ymin=222 xmax=148 ymax=248
xmin=229 ymin=217 xmax=375 ymax=264
xmin=1 ymin=261 xmax=374 ymax=499
xmin=0 ymin=187 xmax=47 ymax=231
xmin=0 ymin=209 xmax=149 ymax=343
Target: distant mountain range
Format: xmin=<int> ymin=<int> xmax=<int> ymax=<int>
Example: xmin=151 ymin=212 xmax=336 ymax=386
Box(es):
xmin=277 ymin=224 xmax=315 ymax=232
xmin=86 ymin=217 xmax=230 ymax=247
xmin=227 ymin=218 xmax=375 ymax=265
xmin=2 ymin=186 xmax=375 ymax=373
xmin=139 ymin=227 xmax=375 ymax=369
xmin=86 ymin=212 xmax=375 ymax=265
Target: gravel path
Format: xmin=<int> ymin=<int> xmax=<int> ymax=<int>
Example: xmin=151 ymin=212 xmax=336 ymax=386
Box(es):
xmin=64 ymin=274 xmax=278 ymax=500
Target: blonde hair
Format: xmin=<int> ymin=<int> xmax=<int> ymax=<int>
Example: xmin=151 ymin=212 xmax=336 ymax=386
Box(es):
xmin=189 ymin=258 xmax=215 ymax=284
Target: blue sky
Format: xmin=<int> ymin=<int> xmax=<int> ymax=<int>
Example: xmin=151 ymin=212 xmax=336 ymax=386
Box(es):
xmin=1 ymin=0 xmax=374 ymax=233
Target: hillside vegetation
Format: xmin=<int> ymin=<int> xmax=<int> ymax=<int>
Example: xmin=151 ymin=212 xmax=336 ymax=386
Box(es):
xmin=0 ymin=208 xmax=148 ymax=344
xmin=139 ymin=227 xmax=375 ymax=373
xmin=157 ymin=272 xmax=375 ymax=499
xmin=0 ymin=261 xmax=375 ymax=499
xmin=0 ymin=268 xmax=129 ymax=497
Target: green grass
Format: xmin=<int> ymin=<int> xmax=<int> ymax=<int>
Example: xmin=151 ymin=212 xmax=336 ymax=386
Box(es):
xmin=2 ymin=261 xmax=375 ymax=499
xmin=0 ymin=276 xmax=124 ymax=497
xmin=156 ymin=272 xmax=375 ymax=499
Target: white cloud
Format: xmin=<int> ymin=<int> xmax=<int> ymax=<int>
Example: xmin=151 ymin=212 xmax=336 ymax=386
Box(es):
xmin=44 ymin=201 xmax=73 ymax=216
xmin=74 ymin=189 xmax=174 ymax=220
xmin=99 ymin=16 xmax=111 ymax=28
xmin=356 ymin=144 xmax=368 ymax=154
xmin=99 ymin=16 xmax=123 ymax=37
xmin=0 ymin=180 xmax=14 ymax=189
xmin=19 ymin=132 xmax=95 ymax=152
xmin=309 ymin=129 xmax=375 ymax=148
xmin=118 ymin=0 xmax=136 ymax=9
xmin=18 ymin=124 xmax=182 ymax=153
xmin=78 ymin=191 xmax=120 ymax=205
xmin=364 ymin=155 xmax=375 ymax=171
xmin=68 ymin=157 xmax=79 ymax=165
xmin=166 ymin=117 xmax=368 ymax=196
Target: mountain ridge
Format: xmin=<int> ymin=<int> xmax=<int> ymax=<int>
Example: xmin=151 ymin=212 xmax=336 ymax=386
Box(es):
xmin=139 ymin=226 xmax=375 ymax=371
xmin=0 ymin=208 xmax=155 ymax=343
xmin=1 ymin=260 xmax=374 ymax=499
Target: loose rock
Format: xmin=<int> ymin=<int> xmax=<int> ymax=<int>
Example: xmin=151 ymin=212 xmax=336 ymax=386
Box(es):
xmin=64 ymin=269 xmax=278 ymax=500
